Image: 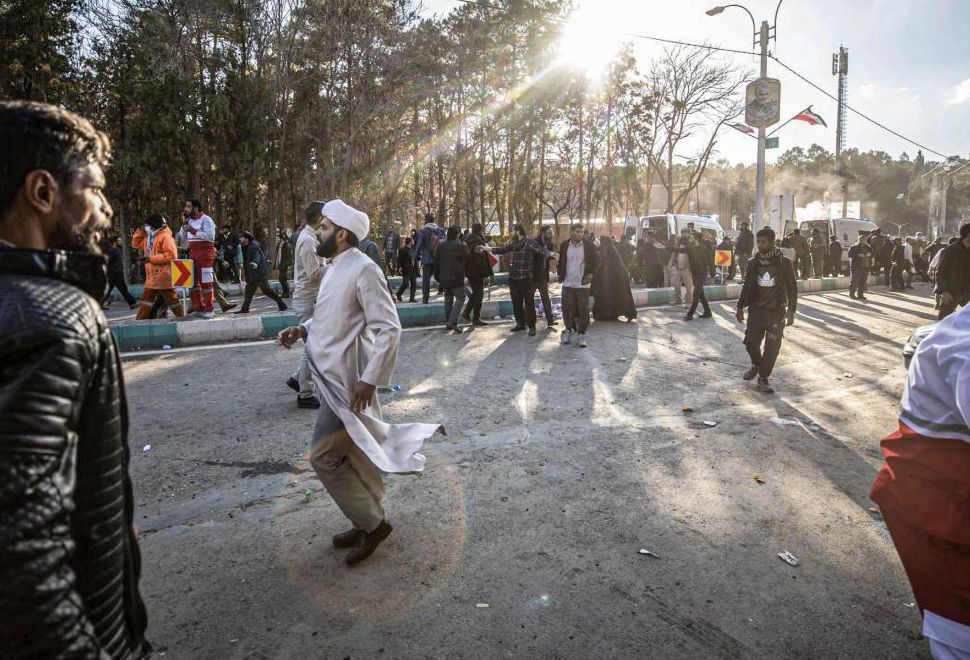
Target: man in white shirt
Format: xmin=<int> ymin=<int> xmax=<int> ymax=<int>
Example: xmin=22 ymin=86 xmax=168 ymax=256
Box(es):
xmin=277 ymin=199 xmax=441 ymax=565
xmin=286 ymin=201 xmax=326 ymax=408
xmin=555 ymin=223 xmax=599 ymax=348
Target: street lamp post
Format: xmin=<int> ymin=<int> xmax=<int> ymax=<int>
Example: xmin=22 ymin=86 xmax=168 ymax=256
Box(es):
xmin=707 ymin=2 xmax=783 ymax=228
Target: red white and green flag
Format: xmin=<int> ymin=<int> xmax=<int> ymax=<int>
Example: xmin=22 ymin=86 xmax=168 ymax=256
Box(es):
xmin=793 ymin=106 xmax=827 ymax=127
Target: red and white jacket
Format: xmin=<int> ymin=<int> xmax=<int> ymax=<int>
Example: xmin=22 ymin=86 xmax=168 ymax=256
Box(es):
xmin=871 ymin=305 xmax=970 ymax=546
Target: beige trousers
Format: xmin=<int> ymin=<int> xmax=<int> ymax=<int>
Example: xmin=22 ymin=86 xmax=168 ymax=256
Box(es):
xmin=669 ymin=266 xmax=693 ymax=304
xmin=308 ymin=400 xmax=385 ymax=533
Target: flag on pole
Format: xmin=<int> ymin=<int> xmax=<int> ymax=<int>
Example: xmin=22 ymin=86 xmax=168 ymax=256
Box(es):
xmin=729 ymin=122 xmax=755 ymax=135
xmin=793 ymin=106 xmax=827 ymax=127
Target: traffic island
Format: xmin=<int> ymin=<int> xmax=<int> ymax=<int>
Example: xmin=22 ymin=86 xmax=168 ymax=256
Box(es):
xmin=111 ymin=276 xmax=851 ymax=351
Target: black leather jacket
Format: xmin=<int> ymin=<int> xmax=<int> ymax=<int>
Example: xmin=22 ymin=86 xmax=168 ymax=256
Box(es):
xmin=0 ymin=245 xmax=149 ymax=659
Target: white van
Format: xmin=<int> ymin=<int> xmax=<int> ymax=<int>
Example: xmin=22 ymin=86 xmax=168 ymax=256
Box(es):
xmin=789 ymin=218 xmax=879 ymax=268
xmin=624 ymin=213 xmax=725 ymax=244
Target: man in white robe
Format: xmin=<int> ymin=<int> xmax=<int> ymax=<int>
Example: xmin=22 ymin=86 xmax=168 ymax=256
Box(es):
xmin=278 ymin=199 xmax=441 ymax=565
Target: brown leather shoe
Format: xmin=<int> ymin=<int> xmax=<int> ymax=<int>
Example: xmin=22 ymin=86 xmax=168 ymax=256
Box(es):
xmin=332 ymin=527 xmax=363 ymax=548
xmin=346 ymin=520 xmax=393 ymax=565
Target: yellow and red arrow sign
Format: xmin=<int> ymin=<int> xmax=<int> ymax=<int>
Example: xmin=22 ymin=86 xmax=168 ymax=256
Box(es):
xmin=714 ymin=250 xmax=732 ymax=267
xmin=171 ymin=259 xmax=194 ymax=288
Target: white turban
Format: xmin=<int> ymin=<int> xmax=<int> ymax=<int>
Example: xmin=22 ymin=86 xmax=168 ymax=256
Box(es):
xmin=322 ymin=199 xmax=369 ymax=242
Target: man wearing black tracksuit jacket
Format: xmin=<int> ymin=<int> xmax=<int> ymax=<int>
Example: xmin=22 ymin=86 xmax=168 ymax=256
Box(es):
xmin=736 ymin=227 xmax=798 ymax=394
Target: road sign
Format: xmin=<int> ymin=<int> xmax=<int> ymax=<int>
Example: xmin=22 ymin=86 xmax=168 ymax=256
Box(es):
xmin=715 ymin=250 xmax=732 ymax=267
xmin=171 ymin=259 xmax=194 ymax=288
xmin=765 ymin=137 xmax=779 ymax=149
xmin=745 ymin=77 xmax=781 ymax=128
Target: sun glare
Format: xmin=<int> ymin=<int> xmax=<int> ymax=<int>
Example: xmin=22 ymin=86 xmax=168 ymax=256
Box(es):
xmin=555 ymin=2 xmax=624 ymax=81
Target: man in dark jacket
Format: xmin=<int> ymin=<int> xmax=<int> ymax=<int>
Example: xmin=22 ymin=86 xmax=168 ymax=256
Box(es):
xmin=274 ymin=228 xmax=294 ymax=297
xmin=890 ymin=237 xmax=908 ymax=291
xmin=637 ymin=229 xmax=665 ymax=287
xmin=787 ymin=228 xmax=810 ymax=279
xmin=556 ymin=223 xmax=600 ymax=347
xmin=828 ymin=235 xmax=843 ymax=276
xmin=413 ymin=213 xmax=444 ymax=304
xmin=461 ymin=222 xmax=493 ymax=325
xmin=534 ymin=225 xmax=558 ymax=329
xmin=236 ymin=231 xmax=288 ymax=313
xmin=847 ymin=234 xmax=873 ymax=300
xmin=736 ymin=227 xmax=797 ymax=394
xmin=809 ymin=228 xmax=827 ymax=278
xmin=685 ymin=232 xmax=716 ymax=321
xmin=436 ymin=225 xmax=470 ymax=332
xmin=217 ymin=224 xmax=241 ymax=282
xmin=104 ymin=234 xmax=138 ymax=308
xmin=735 ymin=222 xmax=755 ymax=281
xmin=936 ymin=223 xmax=970 ymax=320
xmin=0 ymin=101 xmax=150 ymax=659
xmin=383 ymin=228 xmax=401 ymax=274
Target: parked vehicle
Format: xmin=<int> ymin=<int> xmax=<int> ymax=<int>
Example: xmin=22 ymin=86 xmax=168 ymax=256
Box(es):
xmin=789 ymin=218 xmax=879 ymax=269
xmin=624 ymin=213 xmax=725 ymax=245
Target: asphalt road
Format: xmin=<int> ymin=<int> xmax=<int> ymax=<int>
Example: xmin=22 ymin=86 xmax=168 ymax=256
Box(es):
xmin=123 ymin=282 xmax=940 ymax=659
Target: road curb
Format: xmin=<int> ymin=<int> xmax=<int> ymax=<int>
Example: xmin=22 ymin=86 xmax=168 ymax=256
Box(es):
xmin=111 ymin=276 xmax=852 ymax=351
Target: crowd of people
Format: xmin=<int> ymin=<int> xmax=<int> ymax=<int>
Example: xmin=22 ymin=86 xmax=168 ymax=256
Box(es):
xmin=5 ymin=100 xmax=970 ymax=659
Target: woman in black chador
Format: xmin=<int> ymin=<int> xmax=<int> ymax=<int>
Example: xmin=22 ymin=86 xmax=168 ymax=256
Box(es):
xmin=591 ymin=236 xmax=638 ymax=321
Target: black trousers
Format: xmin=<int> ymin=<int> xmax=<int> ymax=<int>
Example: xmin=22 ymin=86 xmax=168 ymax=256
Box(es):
xmin=421 ymin=265 xmax=434 ymax=302
xmin=397 ymin=271 xmax=416 ymax=301
xmin=536 ymin=279 xmax=554 ymax=323
xmin=241 ymin=277 xmax=286 ymax=311
xmin=225 ymin=259 xmax=240 ymax=283
xmin=744 ymin=307 xmax=786 ymax=378
xmin=278 ymin=267 xmax=290 ymax=297
xmin=890 ymin=262 xmax=906 ymax=290
xmin=686 ymin=274 xmax=710 ymax=317
xmin=509 ymin=277 xmax=537 ymax=329
xmin=850 ymin=267 xmax=869 ymax=298
xmin=463 ymin=275 xmax=485 ymax=320
xmin=107 ymin=271 xmax=136 ymax=306
xmin=938 ymin=294 xmax=970 ymax=320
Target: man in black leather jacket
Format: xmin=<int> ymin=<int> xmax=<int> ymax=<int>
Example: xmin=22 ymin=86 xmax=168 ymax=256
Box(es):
xmin=0 ymin=101 xmax=150 ymax=659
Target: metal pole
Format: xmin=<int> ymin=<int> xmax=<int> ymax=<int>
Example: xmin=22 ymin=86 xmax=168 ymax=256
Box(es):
xmin=754 ymin=20 xmax=768 ymax=228
xmin=834 ymin=47 xmax=849 ymax=217
xmin=940 ymin=174 xmax=949 ymax=236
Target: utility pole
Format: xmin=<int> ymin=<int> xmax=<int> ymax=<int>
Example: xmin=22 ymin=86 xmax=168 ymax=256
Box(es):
xmin=707 ymin=2 xmax=784 ymax=227
xmin=754 ymin=20 xmax=769 ymax=227
xmin=833 ymin=46 xmax=849 ymax=217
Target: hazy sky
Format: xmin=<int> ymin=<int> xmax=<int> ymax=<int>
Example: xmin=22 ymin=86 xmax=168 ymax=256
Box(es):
xmin=421 ymin=0 xmax=970 ymax=166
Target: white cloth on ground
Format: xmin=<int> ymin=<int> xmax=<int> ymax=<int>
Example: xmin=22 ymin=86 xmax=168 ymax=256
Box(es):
xmin=303 ymin=248 xmax=442 ymax=474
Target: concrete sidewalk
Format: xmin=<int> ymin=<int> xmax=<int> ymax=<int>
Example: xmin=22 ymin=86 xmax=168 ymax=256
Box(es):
xmin=110 ymin=276 xmax=851 ymax=351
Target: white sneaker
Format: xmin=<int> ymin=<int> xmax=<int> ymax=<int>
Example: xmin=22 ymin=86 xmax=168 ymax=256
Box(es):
xmin=578 ymin=334 xmax=587 ymax=348
xmin=201 ymin=311 xmax=215 ymax=319
xmin=561 ymin=330 xmax=571 ymax=345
